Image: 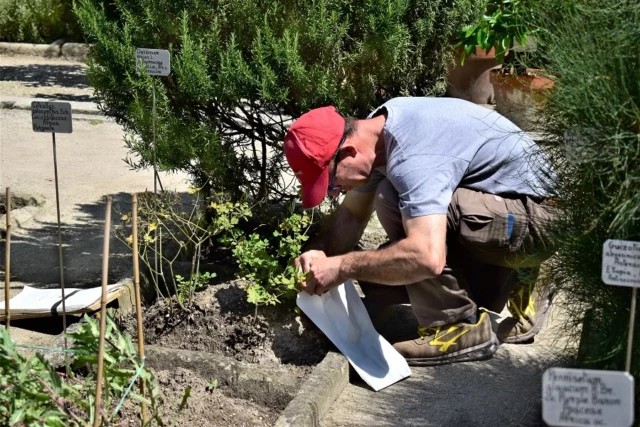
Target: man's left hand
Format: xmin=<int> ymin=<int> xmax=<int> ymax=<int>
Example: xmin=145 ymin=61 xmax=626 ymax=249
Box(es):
xmin=306 ymin=255 xmax=346 ymax=296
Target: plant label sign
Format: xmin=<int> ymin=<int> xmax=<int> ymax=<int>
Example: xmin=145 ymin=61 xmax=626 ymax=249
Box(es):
xmin=135 ymin=48 xmax=170 ymax=76
xmin=542 ymin=368 xmax=633 ymax=427
xmin=602 ymin=239 xmax=640 ymax=287
xmin=31 ymin=101 xmax=72 ymax=133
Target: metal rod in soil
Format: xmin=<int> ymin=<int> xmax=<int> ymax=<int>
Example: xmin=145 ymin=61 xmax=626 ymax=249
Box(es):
xmin=131 ymin=193 xmax=147 ymax=423
xmin=625 ymin=286 xmax=637 ymax=372
xmin=93 ymin=196 xmax=112 ymax=427
xmin=52 ymin=132 xmax=69 ymax=372
xmin=4 ymin=187 xmax=11 ymax=331
xmin=152 ymin=79 xmax=159 ymax=293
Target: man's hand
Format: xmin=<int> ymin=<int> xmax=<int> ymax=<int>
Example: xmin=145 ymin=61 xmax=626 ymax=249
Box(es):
xmin=294 ymin=250 xmax=327 ymax=294
xmin=305 ymin=256 xmax=346 ymax=296
xmin=295 ymin=250 xmax=346 ymax=296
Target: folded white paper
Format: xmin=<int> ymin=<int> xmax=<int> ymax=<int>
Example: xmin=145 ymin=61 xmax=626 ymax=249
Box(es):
xmin=297 ymin=280 xmax=411 ymax=391
xmin=0 ymin=284 xmax=125 ymax=315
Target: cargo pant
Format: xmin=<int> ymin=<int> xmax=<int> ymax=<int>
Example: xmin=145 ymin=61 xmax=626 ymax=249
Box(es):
xmin=360 ymin=179 xmax=557 ymax=327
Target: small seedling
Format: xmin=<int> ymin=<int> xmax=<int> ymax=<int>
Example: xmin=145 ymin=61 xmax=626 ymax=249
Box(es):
xmin=206 ymin=379 xmax=218 ymax=392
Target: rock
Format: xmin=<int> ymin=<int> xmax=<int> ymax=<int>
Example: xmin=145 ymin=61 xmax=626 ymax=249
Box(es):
xmin=61 ymin=43 xmax=89 ymax=62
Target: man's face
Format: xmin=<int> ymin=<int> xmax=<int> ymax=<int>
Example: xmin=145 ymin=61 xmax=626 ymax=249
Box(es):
xmin=326 ymin=142 xmax=372 ymax=198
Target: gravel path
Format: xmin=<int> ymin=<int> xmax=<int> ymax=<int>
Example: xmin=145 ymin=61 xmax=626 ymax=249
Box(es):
xmin=0 ymin=55 xmax=93 ymax=101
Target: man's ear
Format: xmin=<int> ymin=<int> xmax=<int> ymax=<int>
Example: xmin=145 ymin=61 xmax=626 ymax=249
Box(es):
xmin=340 ymin=142 xmax=358 ymax=158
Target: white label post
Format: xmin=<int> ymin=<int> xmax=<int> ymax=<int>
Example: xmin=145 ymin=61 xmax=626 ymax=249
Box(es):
xmin=32 ymin=101 xmax=72 ymax=134
xmin=135 ymin=48 xmax=171 ymax=76
xmin=542 ymin=368 xmax=634 ymax=427
xmin=31 ymin=101 xmax=72 ymax=373
xmin=135 ymin=48 xmax=171 ymax=291
xmin=602 ymin=239 xmax=640 ymax=371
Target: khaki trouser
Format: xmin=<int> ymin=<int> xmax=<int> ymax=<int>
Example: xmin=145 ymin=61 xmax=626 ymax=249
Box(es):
xmin=360 ymin=179 xmax=557 ymax=327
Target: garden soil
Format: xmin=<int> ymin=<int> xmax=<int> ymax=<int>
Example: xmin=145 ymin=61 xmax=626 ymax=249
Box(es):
xmin=120 ymin=280 xmax=330 ymax=367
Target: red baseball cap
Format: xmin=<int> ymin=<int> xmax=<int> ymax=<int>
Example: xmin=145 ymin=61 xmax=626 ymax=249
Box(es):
xmin=284 ymin=106 xmax=345 ymax=208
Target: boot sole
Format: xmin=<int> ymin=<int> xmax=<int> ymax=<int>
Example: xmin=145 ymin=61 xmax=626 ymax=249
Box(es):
xmin=501 ymin=289 xmax=555 ymax=344
xmin=404 ymin=333 xmax=500 ymax=367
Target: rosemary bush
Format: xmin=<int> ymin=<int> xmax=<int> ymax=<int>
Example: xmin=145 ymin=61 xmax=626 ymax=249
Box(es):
xmin=74 ymin=0 xmax=485 ymax=203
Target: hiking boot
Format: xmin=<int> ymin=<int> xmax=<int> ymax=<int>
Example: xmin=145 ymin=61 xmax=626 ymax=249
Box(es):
xmin=392 ymin=311 xmax=499 ymax=366
xmin=497 ymin=282 xmax=554 ymax=344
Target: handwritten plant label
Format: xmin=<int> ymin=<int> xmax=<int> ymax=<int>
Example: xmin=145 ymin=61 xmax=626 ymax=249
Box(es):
xmin=602 ymin=239 xmax=640 ymax=287
xmin=135 ymin=48 xmax=170 ymax=76
xmin=31 ymin=101 xmax=72 ymax=133
xmin=542 ymin=368 xmax=633 ymax=427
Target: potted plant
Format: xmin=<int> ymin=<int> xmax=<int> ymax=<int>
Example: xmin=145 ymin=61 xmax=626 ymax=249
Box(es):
xmin=446 ymin=47 xmax=499 ymax=105
xmin=454 ymin=0 xmax=553 ymax=130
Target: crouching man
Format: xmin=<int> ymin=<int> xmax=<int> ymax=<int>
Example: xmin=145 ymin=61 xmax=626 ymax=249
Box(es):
xmin=284 ymin=97 xmax=557 ymax=365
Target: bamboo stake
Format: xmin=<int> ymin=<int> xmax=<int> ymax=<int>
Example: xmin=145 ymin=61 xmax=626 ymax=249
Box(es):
xmin=4 ymin=187 xmax=11 ymax=331
xmin=94 ymin=196 xmax=112 ymax=427
xmin=131 ymin=193 xmax=147 ymax=423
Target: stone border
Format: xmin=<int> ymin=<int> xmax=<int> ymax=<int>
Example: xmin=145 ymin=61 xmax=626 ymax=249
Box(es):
xmin=144 ymin=345 xmax=307 ymax=409
xmin=275 ymin=351 xmax=349 ymax=427
xmin=0 ymin=41 xmax=89 ymax=62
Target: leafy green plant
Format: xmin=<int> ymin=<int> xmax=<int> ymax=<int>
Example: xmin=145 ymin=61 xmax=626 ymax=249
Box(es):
xmin=175 ymin=271 xmax=216 ymax=304
xmin=75 ymin=0 xmax=485 ymax=204
xmin=224 ymin=210 xmax=311 ymax=306
xmin=0 ymin=312 xmax=181 ymax=426
xmin=456 ymin=0 xmax=530 ymax=66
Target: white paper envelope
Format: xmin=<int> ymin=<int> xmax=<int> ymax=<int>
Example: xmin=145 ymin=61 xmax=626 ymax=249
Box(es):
xmin=297 ymin=280 xmax=411 ymax=391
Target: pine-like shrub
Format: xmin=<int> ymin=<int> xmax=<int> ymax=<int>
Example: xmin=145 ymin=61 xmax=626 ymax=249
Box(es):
xmin=531 ymin=0 xmax=640 ymax=382
xmin=75 ymin=0 xmax=485 ymax=203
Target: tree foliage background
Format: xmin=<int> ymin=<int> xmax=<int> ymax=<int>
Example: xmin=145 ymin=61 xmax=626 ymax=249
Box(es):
xmin=75 ymin=0 xmax=485 ymax=204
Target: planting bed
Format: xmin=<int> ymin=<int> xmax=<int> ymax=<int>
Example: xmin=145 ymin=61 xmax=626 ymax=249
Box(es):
xmin=118 ymin=279 xmax=330 ymax=425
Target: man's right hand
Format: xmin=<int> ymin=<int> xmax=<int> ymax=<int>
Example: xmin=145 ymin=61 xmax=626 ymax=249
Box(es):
xmin=294 ymin=250 xmax=327 ymax=294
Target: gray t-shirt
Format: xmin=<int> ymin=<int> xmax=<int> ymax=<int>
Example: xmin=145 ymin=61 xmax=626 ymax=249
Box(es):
xmin=357 ymin=97 xmax=555 ymax=218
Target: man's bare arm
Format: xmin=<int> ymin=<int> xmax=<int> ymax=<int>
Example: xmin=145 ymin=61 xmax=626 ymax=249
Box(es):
xmin=337 ymin=214 xmax=447 ymax=286
xmin=305 ymin=190 xmax=376 ymax=256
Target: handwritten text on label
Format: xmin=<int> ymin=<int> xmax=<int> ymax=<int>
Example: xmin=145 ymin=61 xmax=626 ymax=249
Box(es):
xmin=135 ymin=48 xmax=170 ymax=76
xmin=602 ymin=239 xmax=640 ymax=287
xmin=542 ymin=368 xmax=633 ymax=427
xmin=31 ymin=101 xmax=72 ymax=134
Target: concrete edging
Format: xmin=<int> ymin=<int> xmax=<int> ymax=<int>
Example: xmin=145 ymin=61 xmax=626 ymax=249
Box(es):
xmin=0 ymin=96 xmax=101 ymax=116
xmin=144 ymin=345 xmax=306 ymax=409
xmin=275 ymin=351 xmax=349 ymax=427
xmin=0 ymin=41 xmax=89 ymax=61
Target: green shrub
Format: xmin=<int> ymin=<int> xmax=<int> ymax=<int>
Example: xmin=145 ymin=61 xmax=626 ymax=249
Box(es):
xmin=75 ymin=0 xmax=485 ymax=203
xmin=530 ymin=0 xmax=640 ymax=381
xmin=0 ymin=0 xmax=82 ymax=43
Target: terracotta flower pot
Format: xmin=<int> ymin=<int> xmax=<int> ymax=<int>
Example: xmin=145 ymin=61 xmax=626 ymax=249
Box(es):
xmin=490 ymin=69 xmax=554 ymax=131
xmin=447 ymin=47 xmax=501 ymax=104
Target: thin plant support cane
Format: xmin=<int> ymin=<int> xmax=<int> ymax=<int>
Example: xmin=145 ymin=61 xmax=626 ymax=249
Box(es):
xmin=94 ymin=196 xmax=112 ymax=427
xmin=625 ymin=287 xmax=637 ymax=372
xmin=4 ymin=187 xmax=11 ymax=331
xmin=131 ymin=193 xmax=147 ymax=423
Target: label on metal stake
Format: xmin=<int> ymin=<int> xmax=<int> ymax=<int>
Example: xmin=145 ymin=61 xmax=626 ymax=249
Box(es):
xmin=135 ymin=48 xmax=171 ymax=76
xmin=31 ymin=101 xmax=72 ymax=133
xmin=542 ymin=368 xmax=634 ymax=427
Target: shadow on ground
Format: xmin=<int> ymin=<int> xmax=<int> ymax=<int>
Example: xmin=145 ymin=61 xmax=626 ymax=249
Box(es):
xmin=0 ymin=64 xmax=89 ymax=89
xmin=33 ymin=93 xmax=94 ymax=102
xmin=1 ymin=192 xmax=147 ymax=287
